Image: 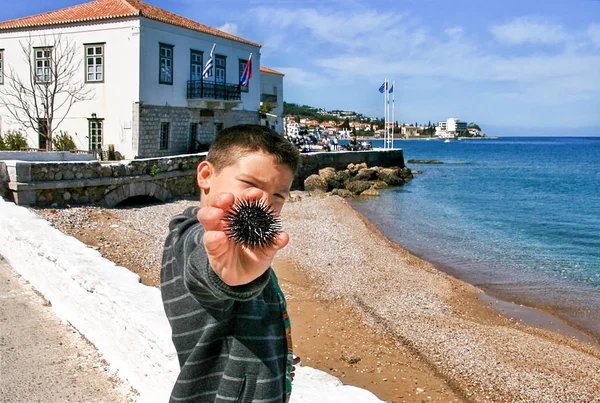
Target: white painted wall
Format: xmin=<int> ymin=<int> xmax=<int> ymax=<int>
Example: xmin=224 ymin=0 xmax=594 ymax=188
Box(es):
xmin=0 ymin=197 xmax=384 ymax=403
xmin=138 ymin=18 xmax=260 ymax=112
xmin=0 ymin=20 xmax=141 ymax=159
xmin=260 ymin=71 xmax=284 ymax=133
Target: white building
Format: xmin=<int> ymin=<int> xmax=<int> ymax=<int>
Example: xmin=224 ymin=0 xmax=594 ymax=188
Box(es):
xmin=0 ymin=0 xmax=268 ymax=159
xmin=447 ymin=118 xmax=468 ymax=136
xmin=259 ymin=66 xmax=284 ymax=134
xmin=436 ymin=118 xmax=467 ymax=138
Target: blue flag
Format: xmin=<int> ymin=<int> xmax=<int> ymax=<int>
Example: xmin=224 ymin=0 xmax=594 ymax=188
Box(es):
xmin=389 ymin=84 xmax=394 ymax=94
xmin=378 ymin=81 xmax=388 ymax=93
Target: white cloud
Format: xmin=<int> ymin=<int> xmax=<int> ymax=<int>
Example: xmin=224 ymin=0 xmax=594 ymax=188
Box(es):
xmin=490 ymin=17 xmax=568 ymax=45
xmin=272 ymin=67 xmax=328 ymax=87
xmin=217 ymin=22 xmax=240 ymax=37
xmin=588 ymin=23 xmax=600 ymax=47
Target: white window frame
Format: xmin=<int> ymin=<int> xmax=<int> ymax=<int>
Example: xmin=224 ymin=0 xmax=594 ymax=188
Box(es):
xmin=0 ymin=49 xmax=4 ymax=85
xmin=34 ymin=47 xmax=52 ymax=84
xmin=85 ymin=43 xmax=104 ymax=83
xmin=159 ymin=43 xmax=174 ymax=85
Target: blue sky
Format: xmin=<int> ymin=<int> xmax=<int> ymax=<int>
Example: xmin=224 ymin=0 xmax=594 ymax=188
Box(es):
xmin=3 ymin=0 xmax=600 ymax=134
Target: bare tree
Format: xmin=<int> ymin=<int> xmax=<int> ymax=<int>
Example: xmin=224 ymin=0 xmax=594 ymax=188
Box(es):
xmin=0 ymin=33 xmax=93 ymax=151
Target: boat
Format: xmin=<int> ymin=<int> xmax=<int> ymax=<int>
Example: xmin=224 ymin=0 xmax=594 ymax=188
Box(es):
xmin=444 ymin=139 xmax=451 ymax=143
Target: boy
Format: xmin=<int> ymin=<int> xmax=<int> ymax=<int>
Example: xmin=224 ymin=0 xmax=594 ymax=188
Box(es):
xmin=161 ymin=125 xmax=300 ymax=403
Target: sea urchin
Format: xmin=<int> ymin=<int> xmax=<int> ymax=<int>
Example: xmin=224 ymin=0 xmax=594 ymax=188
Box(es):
xmin=224 ymin=198 xmax=282 ymax=249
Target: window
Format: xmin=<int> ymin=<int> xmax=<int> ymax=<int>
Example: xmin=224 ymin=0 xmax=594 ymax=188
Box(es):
xmin=215 ymin=55 xmax=226 ymax=84
xmin=160 ymin=122 xmax=170 ymax=149
xmin=190 ymin=50 xmax=203 ymax=81
xmin=189 ymin=122 xmax=198 ymax=150
xmin=239 ymin=59 xmax=249 ymax=92
xmin=85 ymin=43 xmax=104 ymax=82
xmin=159 ymin=44 xmax=174 ymax=84
xmin=88 ymin=118 xmax=103 ymax=150
xmin=0 ymin=49 xmax=4 ymax=85
xmin=34 ymin=47 xmax=52 ymax=83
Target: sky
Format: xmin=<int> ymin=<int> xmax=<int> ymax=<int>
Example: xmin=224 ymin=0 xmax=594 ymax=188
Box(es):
xmin=2 ymin=0 xmax=600 ymax=134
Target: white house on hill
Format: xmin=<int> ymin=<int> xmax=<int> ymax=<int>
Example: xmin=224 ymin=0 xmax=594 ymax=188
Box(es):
xmin=0 ymin=0 xmax=273 ymax=159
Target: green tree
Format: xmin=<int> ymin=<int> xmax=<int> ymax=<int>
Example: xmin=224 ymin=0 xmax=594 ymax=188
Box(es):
xmin=468 ymin=122 xmax=481 ymax=131
xmin=52 ymin=130 xmax=76 ymax=151
xmin=342 ymin=118 xmax=351 ymax=130
xmin=3 ymin=129 xmax=29 ymax=150
xmin=0 ymin=133 xmax=5 ymax=150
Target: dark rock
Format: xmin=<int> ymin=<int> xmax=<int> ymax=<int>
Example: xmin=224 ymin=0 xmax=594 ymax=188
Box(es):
xmin=360 ymin=187 xmax=379 ymax=197
xmin=398 ymin=167 xmax=414 ymax=181
xmin=304 ymin=174 xmax=328 ymax=193
xmin=346 ymin=180 xmax=372 ymax=194
xmin=373 ymin=180 xmax=388 ymax=189
xmin=355 ymin=168 xmax=377 ymax=180
xmin=318 ymin=167 xmax=336 ymax=183
xmin=377 ymin=168 xmax=405 ymax=186
xmin=331 ymin=188 xmax=353 ymax=198
xmin=407 ymin=159 xmax=443 ymax=164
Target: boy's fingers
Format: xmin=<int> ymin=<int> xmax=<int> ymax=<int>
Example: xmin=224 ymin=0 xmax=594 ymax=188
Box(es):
xmin=203 ymin=231 xmax=228 ymax=254
xmin=211 ymin=192 xmax=235 ymax=210
xmin=271 ymin=231 xmax=289 ymax=251
xmin=198 ymin=207 xmax=226 ymax=231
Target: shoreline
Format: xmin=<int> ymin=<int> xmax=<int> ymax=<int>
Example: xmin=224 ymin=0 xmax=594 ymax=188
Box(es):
xmin=34 ymin=195 xmax=600 ymax=402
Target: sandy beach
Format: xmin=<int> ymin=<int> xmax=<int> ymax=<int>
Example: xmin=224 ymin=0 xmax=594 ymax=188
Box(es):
xmin=35 ymin=194 xmax=600 ymax=402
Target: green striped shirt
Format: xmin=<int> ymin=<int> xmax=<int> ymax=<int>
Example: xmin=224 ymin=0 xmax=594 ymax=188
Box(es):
xmin=161 ymin=207 xmax=290 ymax=403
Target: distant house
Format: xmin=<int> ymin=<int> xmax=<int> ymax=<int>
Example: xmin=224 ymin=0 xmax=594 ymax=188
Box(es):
xmin=401 ymin=125 xmax=418 ymax=137
xmin=0 ymin=0 xmax=265 ymax=158
xmin=259 ymin=66 xmax=284 ymax=133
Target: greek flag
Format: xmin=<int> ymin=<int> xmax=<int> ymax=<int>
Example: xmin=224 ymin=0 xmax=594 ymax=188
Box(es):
xmin=378 ymin=81 xmax=388 ymax=93
xmin=202 ymin=44 xmax=216 ymax=79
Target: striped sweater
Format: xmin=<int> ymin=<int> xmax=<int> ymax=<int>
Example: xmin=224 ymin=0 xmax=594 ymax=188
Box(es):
xmin=160 ymin=207 xmax=291 ymax=403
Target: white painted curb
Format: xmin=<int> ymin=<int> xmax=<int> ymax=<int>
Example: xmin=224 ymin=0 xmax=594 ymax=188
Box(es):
xmin=0 ymin=197 xmax=383 ymax=403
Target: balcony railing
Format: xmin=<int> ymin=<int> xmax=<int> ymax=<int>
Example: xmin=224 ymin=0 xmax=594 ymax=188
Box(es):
xmin=186 ymin=80 xmax=241 ymax=101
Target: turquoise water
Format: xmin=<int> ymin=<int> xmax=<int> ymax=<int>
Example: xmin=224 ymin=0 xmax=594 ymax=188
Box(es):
xmin=346 ymin=137 xmax=600 ymax=338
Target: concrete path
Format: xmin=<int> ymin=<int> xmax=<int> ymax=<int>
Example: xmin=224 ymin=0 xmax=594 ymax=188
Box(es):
xmin=0 ymin=256 xmax=135 ymax=402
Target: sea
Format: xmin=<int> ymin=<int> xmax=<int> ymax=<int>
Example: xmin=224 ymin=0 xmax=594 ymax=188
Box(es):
xmin=342 ymin=136 xmax=600 ymax=340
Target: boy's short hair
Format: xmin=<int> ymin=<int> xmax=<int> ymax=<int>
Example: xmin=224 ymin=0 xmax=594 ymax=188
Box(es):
xmin=207 ymin=124 xmax=301 ymax=174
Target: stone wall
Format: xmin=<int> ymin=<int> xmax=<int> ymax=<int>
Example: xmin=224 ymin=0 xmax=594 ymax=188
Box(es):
xmin=4 ymin=149 xmax=405 ymax=207
xmin=136 ymin=105 xmax=260 ymax=159
xmin=5 ymin=154 xmax=206 ymax=207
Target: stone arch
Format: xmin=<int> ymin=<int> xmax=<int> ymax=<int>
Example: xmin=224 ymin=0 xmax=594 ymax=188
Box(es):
xmin=102 ymin=181 xmax=172 ymax=207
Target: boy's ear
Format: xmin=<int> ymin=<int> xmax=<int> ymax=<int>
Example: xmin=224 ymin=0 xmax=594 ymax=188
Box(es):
xmin=197 ymin=160 xmax=213 ymax=192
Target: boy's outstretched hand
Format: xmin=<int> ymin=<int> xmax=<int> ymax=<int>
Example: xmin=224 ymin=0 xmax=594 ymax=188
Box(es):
xmin=197 ymin=188 xmax=289 ymax=286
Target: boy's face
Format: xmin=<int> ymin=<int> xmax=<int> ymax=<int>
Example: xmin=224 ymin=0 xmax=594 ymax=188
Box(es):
xmin=197 ymin=151 xmax=294 ymax=215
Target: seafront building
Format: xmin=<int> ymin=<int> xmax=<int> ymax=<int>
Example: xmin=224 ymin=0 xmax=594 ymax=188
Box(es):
xmin=436 ymin=118 xmax=468 ymax=138
xmin=0 ymin=0 xmax=285 ymax=159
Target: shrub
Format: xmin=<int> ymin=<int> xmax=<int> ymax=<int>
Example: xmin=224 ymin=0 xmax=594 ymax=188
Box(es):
xmin=149 ymin=164 xmax=159 ymax=177
xmin=52 ymin=131 xmax=76 ymax=151
xmin=3 ymin=129 xmax=29 ymax=151
xmin=0 ymin=133 xmax=5 ymax=150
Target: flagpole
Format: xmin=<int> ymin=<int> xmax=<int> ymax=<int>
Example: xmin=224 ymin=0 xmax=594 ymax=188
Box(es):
xmin=383 ymin=78 xmax=390 ymax=148
xmin=391 ymin=80 xmax=395 ymax=149
xmin=386 ymin=78 xmax=389 ymax=149
xmin=383 ymin=78 xmax=386 ymax=149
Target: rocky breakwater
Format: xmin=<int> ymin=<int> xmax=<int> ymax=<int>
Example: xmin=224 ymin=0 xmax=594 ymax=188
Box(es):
xmin=303 ymin=162 xmax=414 ymax=197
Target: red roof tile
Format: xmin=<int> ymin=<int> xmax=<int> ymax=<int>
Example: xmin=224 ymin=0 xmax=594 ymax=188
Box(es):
xmin=260 ymin=66 xmax=284 ymax=76
xmin=0 ymin=0 xmax=261 ymax=48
